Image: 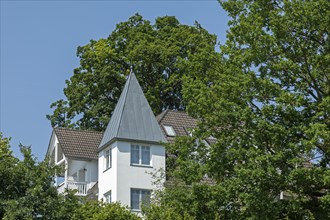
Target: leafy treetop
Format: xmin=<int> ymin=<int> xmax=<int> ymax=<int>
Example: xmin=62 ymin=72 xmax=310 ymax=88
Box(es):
xmin=47 ymin=13 xmax=218 ymax=131
xmin=146 ymin=0 xmax=330 ymax=219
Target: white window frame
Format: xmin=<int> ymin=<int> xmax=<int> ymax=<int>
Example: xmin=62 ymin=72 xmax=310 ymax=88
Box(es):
xmin=163 ymin=125 xmax=176 ymax=136
xmin=130 ymin=188 xmax=151 ymax=211
xmin=104 ymin=148 xmax=112 ymax=171
xmin=104 ymin=190 xmax=111 ymax=204
xmin=130 ymin=144 xmax=151 ymax=166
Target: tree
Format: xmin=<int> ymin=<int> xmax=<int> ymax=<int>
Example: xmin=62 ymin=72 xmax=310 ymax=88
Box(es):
xmin=0 ymin=133 xmax=143 ymax=219
xmin=47 ymin=13 xmax=218 ymax=131
xmin=148 ymin=0 xmax=330 ymax=219
xmin=72 ymin=201 xmax=141 ymax=220
xmin=0 ymin=133 xmax=17 ymax=218
xmin=144 ymin=137 xmax=223 ymax=220
xmin=0 ymin=133 xmax=80 ymax=219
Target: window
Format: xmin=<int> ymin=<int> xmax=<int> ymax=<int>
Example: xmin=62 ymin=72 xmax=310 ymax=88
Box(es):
xmin=131 ymin=145 xmax=151 ymax=166
xmin=131 ymin=188 xmax=151 ymax=211
xmin=131 ymin=145 xmax=139 ymax=164
xmin=104 ymin=148 xmax=111 ymax=170
xmin=163 ymin=125 xmax=176 ymax=136
xmin=104 ymin=191 xmax=111 ymax=203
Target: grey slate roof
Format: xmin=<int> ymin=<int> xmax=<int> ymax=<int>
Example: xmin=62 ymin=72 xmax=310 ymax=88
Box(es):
xmin=54 ymin=128 xmax=103 ymax=160
xmin=99 ymin=72 xmax=167 ymax=149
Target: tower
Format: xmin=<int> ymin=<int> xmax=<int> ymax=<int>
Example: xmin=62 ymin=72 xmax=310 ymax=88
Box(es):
xmin=98 ymin=72 xmax=166 ymax=211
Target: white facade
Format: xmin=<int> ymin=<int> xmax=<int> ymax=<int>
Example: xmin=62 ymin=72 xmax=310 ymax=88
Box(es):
xmin=48 ymin=132 xmax=98 ymax=196
xmin=97 ymin=72 xmax=167 ymax=210
xmin=57 ymin=158 xmax=98 ymax=196
xmin=98 ymin=141 xmax=165 ymax=209
xmin=48 ymin=72 xmax=167 ymax=210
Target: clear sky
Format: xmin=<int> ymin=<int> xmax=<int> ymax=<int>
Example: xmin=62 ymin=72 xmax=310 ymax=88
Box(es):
xmin=1 ymin=0 xmax=229 ymax=161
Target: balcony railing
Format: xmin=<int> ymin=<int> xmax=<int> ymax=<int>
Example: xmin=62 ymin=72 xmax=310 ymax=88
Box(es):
xmin=58 ymin=181 xmax=95 ymax=196
xmin=67 ymin=181 xmax=90 ymax=195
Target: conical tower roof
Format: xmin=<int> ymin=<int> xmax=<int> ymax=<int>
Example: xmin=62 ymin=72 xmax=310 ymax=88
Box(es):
xmin=99 ymin=71 xmax=167 ymax=150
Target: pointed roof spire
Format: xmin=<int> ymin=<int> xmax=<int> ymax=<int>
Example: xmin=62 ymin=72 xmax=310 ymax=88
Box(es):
xmin=99 ymin=71 xmax=167 ymax=150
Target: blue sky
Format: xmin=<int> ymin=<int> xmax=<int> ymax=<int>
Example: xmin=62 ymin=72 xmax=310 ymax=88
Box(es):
xmin=1 ymin=0 xmax=229 ymax=161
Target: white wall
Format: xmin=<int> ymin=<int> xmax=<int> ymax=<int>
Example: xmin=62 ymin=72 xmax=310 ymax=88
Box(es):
xmin=67 ymin=159 xmax=98 ymax=182
xmin=48 ymin=134 xmax=58 ymax=156
xmin=49 ymin=134 xmax=99 ymax=191
xmin=98 ymin=140 xmax=165 ymax=208
xmin=88 ymin=161 xmax=98 ymax=182
xmin=98 ymin=142 xmax=118 ymax=201
xmin=48 ymin=135 xmax=59 ymax=164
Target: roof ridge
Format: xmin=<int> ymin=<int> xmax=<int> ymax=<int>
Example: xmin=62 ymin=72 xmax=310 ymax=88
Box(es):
xmin=157 ymin=109 xmax=169 ymax=123
xmin=115 ymin=72 xmax=132 ymax=138
xmin=54 ymin=127 xmax=104 ymax=134
xmin=168 ymin=109 xmax=188 ymax=113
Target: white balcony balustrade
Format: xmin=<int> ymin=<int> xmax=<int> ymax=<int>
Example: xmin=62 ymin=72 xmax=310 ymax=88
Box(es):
xmin=57 ymin=181 xmax=95 ymax=196
xmin=67 ymin=181 xmax=89 ymax=195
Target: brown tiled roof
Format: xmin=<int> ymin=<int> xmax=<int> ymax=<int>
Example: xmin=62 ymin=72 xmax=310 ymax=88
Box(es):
xmin=54 ymin=128 xmax=103 ymax=160
xmin=53 ymin=110 xmax=210 ymax=160
xmin=156 ymin=110 xmax=197 ymax=143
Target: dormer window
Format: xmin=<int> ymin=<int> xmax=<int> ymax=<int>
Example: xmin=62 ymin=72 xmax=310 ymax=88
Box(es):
xmin=163 ymin=125 xmax=176 ymax=136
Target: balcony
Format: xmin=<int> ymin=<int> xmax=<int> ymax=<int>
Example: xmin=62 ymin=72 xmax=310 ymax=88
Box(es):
xmin=58 ymin=181 xmax=95 ymax=196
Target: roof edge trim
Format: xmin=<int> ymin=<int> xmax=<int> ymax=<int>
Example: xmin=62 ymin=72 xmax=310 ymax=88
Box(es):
xmin=98 ymin=137 xmax=167 ymax=152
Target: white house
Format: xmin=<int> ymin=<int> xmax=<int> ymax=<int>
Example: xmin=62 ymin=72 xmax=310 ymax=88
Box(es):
xmin=97 ymin=72 xmax=167 ymax=210
xmin=47 ymin=71 xmax=200 ymax=210
xmin=47 ymin=128 xmax=102 ymax=197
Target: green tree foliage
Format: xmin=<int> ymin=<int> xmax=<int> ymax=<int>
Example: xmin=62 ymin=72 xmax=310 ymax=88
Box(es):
xmin=72 ymin=201 xmax=141 ymax=220
xmin=145 ymin=138 xmax=223 ymax=220
xmin=0 ymin=133 xmax=16 ymax=218
xmin=0 ymin=133 xmax=81 ymax=219
xmin=0 ymin=133 xmax=140 ymax=219
xmin=147 ymin=0 xmax=330 ymax=219
xmin=144 ymin=180 xmax=218 ymax=220
xmin=47 ymin=13 xmax=217 ymax=131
